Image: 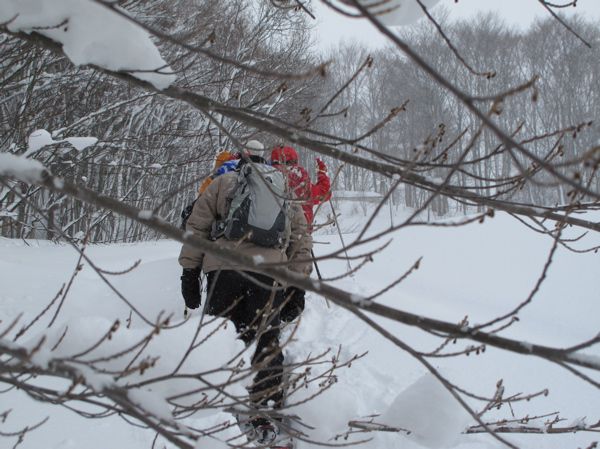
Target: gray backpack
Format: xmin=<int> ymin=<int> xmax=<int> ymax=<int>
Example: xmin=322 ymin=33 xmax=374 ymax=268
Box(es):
xmin=211 ymin=162 xmax=290 ymax=248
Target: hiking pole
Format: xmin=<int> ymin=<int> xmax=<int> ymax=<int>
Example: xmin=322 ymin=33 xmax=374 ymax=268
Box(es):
xmin=311 ymin=249 xmax=323 ymax=280
xmin=311 ymin=248 xmax=330 ymax=308
xmin=197 ymin=273 xmax=210 ymax=325
xmin=328 ymin=199 xmax=352 ymax=272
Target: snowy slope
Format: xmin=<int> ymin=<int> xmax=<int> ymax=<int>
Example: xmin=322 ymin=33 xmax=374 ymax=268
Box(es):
xmin=1 ymin=203 xmax=599 ymax=449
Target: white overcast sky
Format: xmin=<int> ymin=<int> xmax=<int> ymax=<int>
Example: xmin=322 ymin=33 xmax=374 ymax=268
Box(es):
xmin=312 ymin=0 xmax=600 ymax=50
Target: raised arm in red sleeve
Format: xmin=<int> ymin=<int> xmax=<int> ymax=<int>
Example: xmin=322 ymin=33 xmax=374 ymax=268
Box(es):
xmin=311 ymin=158 xmax=331 ymax=204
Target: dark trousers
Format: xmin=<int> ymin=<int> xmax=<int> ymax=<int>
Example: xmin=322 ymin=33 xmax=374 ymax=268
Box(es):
xmin=205 ymin=270 xmax=285 ymax=408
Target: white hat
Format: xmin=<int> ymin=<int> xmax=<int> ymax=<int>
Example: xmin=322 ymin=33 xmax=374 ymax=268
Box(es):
xmin=244 ymin=140 xmax=265 ymax=154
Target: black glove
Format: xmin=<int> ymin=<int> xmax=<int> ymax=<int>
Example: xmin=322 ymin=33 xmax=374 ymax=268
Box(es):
xmin=280 ymin=287 xmax=305 ymax=323
xmin=181 ymin=268 xmax=202 ymax=309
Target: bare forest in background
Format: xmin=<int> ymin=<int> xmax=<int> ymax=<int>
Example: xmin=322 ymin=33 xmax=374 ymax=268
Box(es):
xmin=0 ymin=0 xmax=318 ymax=242
xmin=318 ymin=14 xmax=600 ymax=216
xmin=3 ymin=7 xmax=600 ymax=242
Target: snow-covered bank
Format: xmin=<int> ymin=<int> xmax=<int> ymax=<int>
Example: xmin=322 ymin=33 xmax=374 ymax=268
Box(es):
xmin=1 ymin=205 xmax=599 ymax=449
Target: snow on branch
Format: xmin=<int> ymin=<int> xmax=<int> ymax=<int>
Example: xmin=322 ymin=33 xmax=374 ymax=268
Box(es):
xmin=0 ymin=153 xmax=46 ymax=183
xmin=0 ymin=0 xmax=176 ymax=89
xmin=24 ymin=129 xmax=98 ymax=157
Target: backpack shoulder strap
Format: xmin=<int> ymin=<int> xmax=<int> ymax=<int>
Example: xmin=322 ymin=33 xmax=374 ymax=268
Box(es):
xmin=210 ymin=168 xmax=248 ymax=240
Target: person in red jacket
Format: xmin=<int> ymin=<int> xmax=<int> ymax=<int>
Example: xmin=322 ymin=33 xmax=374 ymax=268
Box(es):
xmin=270 ymin=145 xmax=331 ymax=230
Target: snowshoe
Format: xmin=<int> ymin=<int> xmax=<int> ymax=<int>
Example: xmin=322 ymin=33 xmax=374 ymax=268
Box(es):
xmin=233 ymin=414 xmax=295 ymax=449
xmin=234 ymin=413 xmax=257 ymax=442
xmin=252 ymin=417 xmax=279 ymax=445
xmin=266 ymin=437 xmax=294 ymax=449
xmin=253 ymin=417 xmax=295 ymax=449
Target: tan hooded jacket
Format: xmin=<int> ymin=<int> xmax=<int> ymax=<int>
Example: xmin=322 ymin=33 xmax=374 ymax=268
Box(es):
xmin=178 ymin=170 xmax=313 ymax=276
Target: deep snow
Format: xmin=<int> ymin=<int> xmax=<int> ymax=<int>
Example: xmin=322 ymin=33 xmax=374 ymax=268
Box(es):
xmin=1 ymin=201 xmax=599 ymax=449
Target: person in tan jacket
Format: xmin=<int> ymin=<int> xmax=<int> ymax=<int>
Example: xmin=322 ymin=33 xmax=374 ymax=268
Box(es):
xmin=178 ymin=154 xmax=312 ymax=441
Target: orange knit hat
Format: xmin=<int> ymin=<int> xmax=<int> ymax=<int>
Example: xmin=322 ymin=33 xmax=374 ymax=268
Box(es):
xmin=214 ymin=150 xmax=233 ymax=168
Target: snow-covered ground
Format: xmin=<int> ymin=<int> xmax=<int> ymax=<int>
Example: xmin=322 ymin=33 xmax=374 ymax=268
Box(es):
xmin=1 ymin=200 xmax=599 ymax=449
